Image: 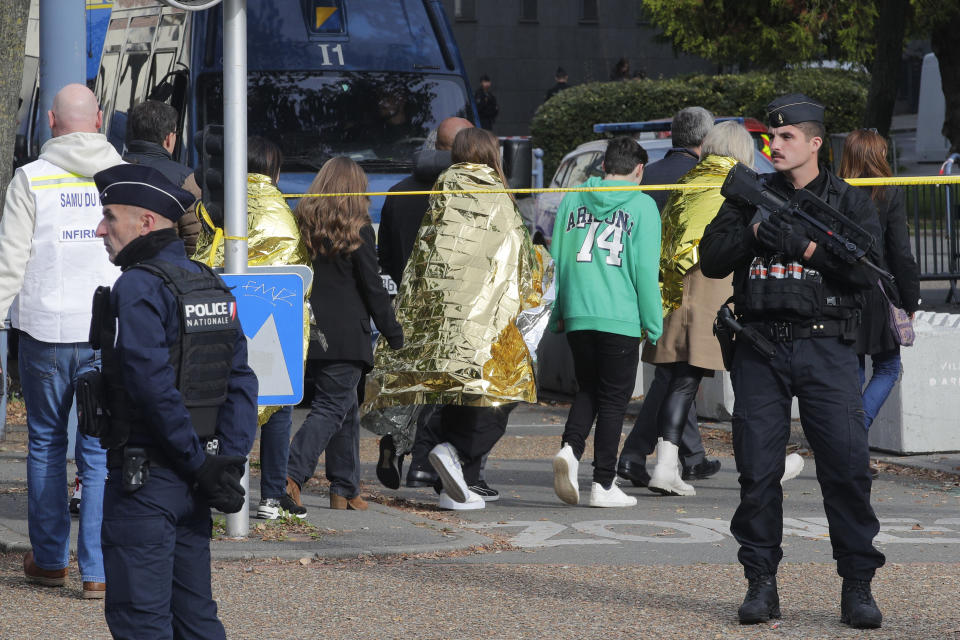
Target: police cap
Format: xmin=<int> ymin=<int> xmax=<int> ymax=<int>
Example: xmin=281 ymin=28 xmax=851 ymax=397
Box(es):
xmin=765 ymin=93 xmax=825 ymax=128
xmin=94 ymin=164 xmax=195 ymax=222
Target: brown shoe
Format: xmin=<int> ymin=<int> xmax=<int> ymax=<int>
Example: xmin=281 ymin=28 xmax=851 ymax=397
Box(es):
xmin=82 ymin=582 xmax=106 ymax=599
xmin=330 ymin=493 xmax=368 ymax=511
xmin=285 ymin=477 xmax=302 ymax=507
xmin=23 ymin=551 xmax=67 ymax=587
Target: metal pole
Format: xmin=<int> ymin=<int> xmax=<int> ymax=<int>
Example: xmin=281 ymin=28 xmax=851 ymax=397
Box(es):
xmin=38 ymin=0 xmax=86 ymax=145
xmin=222 ymin=0 xmax=249 ymax=537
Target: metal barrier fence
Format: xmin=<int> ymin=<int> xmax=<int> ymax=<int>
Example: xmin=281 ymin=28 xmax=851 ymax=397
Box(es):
xmin=906 ymin=155 xmax=960 ymax=303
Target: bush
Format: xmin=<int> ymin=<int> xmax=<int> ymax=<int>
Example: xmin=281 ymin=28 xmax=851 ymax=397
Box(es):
xmin=530 ymin=68 xmax=869 ymax=177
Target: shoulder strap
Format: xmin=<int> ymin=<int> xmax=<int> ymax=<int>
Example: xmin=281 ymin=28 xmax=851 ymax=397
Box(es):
xmin=126 ymin=258 xmax=230 ymax=295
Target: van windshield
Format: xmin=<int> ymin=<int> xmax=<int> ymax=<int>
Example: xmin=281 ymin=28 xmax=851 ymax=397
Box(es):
xmin=198 ymin=71 xmax=472 ymax=172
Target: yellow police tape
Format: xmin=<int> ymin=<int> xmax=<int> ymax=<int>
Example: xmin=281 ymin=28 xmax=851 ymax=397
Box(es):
xmin=280 ymin=174 xmax=960 ymax=198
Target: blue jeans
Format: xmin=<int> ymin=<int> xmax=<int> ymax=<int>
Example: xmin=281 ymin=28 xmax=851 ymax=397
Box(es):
xmin=286 ymin=361 xmax=363 ymax=498
xmin=18 ymin=332 xmax=106 ymax=582
xmin=259 ymin=406 xmax=292 ymax=500
xmin=858 ymin=349 xmax=902 ymax=431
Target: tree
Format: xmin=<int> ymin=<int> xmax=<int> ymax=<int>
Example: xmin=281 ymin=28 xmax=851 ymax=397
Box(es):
xmin=640 ymin=0 xmax=877 ymax=70
xmin=0 ymin=0 xmax=29 ymax=205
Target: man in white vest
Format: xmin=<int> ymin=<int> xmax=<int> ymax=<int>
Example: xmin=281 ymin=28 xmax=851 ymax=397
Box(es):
xmin=0 ymin=84 xmax=122 ymax=599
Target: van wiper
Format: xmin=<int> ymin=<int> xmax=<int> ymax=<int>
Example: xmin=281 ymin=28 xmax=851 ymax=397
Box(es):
xmin=356 ymin=158 xmax=414 ymax=172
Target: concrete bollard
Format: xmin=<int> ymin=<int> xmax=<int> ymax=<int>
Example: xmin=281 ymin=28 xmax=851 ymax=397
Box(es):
xmin=869 ymin=311 xmax=960 ymax=454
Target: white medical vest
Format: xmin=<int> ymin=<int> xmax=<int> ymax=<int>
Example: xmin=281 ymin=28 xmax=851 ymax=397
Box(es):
xmin=12 ymin=158 xmax=120 ymax=343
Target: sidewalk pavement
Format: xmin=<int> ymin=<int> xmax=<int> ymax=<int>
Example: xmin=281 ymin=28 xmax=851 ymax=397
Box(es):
xmin=0 ymin=401 xmax=955 ymax=562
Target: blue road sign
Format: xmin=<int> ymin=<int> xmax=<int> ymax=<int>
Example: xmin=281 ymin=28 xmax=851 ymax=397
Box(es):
xmin=221 ymin=271 xmax=306 ymax=405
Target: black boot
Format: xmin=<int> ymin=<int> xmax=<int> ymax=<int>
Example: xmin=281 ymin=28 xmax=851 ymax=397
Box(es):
xmin=738 ymin=574 xmax=780 ymax=624
xmin=616 ymin=458 xmax=650 ymax=487
xmin=840 ymin=579 xmax=882 ymax=629
xmin=376 ymin=435 xmax=402 ymax=490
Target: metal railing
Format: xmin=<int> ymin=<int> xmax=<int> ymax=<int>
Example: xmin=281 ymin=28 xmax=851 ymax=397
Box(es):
xmin=906 ymin=153 xmax=960 ymax=303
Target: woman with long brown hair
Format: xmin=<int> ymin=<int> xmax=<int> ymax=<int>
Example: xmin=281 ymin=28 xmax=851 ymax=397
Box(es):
xmin=838 ymin=129 xmax=920 ymax=466
xmin=283 ymin=157 xmax=403 ymax=513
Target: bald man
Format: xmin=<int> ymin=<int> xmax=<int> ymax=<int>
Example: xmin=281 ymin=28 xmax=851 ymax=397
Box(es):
xmin=0 ymin=83 xmax=123 ymax=598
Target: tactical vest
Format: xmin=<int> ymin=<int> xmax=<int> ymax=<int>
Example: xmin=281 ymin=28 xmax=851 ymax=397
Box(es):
xmin=96 ymin=259 xmax=238 ymax=444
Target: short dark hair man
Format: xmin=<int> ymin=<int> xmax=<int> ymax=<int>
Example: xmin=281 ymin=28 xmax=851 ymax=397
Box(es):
xmin=699 ymin=93 xmax=885 ymax=629
xmin=92 ymin=163 xmax=258 ymax=638
xmin=123 ymin=100 xmax=203 ymax=255
xmin=549 ymin=136 xmax=662 ymax=508
xmin=474 ymin=74 xmax=498 ymax=131
xmin=617 ymin=105 xmax=721 ymax=490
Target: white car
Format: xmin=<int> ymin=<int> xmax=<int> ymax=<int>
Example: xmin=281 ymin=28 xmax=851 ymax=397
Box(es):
xmin=531 ymin=137 xmax=775 ymax=246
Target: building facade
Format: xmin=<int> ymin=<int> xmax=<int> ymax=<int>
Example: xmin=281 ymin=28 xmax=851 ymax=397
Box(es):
xmin=441 ymin=0 xmax=714 ymax=135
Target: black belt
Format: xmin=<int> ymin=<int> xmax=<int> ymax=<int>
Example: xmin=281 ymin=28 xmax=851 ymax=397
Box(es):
xmin=107 ymin=446 xmax=171 ymax=470
xmin=745 ymin=319 xmax=846 ymax=343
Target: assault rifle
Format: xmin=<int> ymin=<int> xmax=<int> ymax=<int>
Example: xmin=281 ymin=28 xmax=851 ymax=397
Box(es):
xmin=720 ymin=162 xmax=894 ymax=283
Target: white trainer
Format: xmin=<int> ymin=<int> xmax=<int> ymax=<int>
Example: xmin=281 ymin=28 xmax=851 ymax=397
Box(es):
xmin=781 ymin=453 xmax=805 ymax=484
xmin=588 ymin=481 xmax=638 ymax=508
xmin=437 ymin=489 xmax=486 ymax=511
xmin=428 ymin=442 xmax=469 ymax=503
xmin=553 ymin=444 xmax=580 ymax=505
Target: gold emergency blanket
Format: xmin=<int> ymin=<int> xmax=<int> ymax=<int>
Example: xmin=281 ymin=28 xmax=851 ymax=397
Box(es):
xmin=659 ymin=154 xmax=738 ymax=315
xmin=366 ymin=162 xmax=544 ymax=409
xmin=193 ymin=173 xmax=312 ymax=424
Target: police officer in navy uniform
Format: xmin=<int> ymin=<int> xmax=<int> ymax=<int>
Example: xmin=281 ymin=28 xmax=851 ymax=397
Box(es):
xmin=91 ymin=164 xmax=258 ymax=639
xmin=700 ymin=94 xmax=886 ymax=629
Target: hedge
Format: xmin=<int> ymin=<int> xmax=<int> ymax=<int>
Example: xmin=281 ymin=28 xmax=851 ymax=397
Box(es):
xmin=530 ymin=68 xmax=869 ymax=177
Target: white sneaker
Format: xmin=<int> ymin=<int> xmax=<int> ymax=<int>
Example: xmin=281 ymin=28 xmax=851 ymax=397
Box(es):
xmin=428 ymin=442 xmax=469 ymax=503
xmin=588 ymin=481 xmax=638 ymax=508
xmin=256 ymin=498 xmax=281 ymax=520
xmin=438 ymin=489 xmax=485 ymax=510
xmin=552 ymin=444 xmax=580 ymax=505
xmin=781 ymin=453 xmax=805 ymax=484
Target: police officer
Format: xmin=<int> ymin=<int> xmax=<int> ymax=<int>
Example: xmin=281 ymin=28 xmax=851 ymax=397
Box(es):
xmin=91 ymin=164 xmax=258 ymax=639
xmin=699 ymin=94 xmax=886 ymax=629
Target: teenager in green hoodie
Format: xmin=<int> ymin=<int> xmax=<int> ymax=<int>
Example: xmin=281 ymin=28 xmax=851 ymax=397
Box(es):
xmin=548 ymin=136 xmax=662 ymax=508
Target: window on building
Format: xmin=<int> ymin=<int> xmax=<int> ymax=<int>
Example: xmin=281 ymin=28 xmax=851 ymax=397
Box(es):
xmin=579 ymin=0 xmax=599 ymax=23
xmin=454 ymin=0 xmax=476 ymax=22
xmin=520 ymin=0 xmax=538 ymax=23
xmin=635 ymin=0 xmax=650 ymax=25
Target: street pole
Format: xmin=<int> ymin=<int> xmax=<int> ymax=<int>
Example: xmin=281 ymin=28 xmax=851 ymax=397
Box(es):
xmin=222 ymin=0 xmax=250 ymax=538
xmin=37 ymin=0 xmax=85 ymax=146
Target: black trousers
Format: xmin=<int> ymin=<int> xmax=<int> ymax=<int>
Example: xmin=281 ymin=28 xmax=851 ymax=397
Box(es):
xmin=409 ymin=405 xmax=443 ymax=470
xmin=658 ymin=362 xmax=708 ymax=445
xmin=620 ymin=363 xmax=706 ymax=466
xmin=439 ymin=403 xmax=516 ymax=485
xmin=730 ymin=336 xmax=885 ymax=581
xmin=562 ymin=330 xmax=640 ymax=487
xmin=102 ymin=467 xmax=225 ymax=640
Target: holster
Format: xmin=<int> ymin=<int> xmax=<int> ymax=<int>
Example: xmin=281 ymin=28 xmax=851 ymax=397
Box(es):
xmin=75 ymin=369 xmax=109 ymax=439
xmin=713 ymin=314 xmax=736 ymax=371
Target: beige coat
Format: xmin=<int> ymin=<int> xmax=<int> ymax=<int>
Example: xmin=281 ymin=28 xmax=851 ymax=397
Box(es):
xmin=642 ymin=266 xmax=731 ymax=371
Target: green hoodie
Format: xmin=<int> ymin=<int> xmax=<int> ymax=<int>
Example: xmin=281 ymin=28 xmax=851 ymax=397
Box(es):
xmin=548 ymin=176 xmax=662 ymax=343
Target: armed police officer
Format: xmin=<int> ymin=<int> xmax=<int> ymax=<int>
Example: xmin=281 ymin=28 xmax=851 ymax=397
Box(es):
xmin=699 ymin=94 xmax=886 ymax=629
xmin=89 ymin=164 xmax=258 ymax=639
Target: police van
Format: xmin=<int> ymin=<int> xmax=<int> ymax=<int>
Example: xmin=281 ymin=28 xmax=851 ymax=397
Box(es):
xmin=92 ymin=0 xmax=477 ymax=224
xmin=15 ymin=0 xmax=113 ymax=168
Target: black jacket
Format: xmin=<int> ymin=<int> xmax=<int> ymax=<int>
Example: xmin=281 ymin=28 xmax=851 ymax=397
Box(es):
xmin=700 ymin=168 xmax=883 ymax=323
xmin=124 ymin=140 xmax=193 ymax=188
xmin=856 ymin=186 xmax=921 ymax=354
xmin=475 ymin=89 xmax=498 ymax=129
xmin=310 ymin=224 xmax=402 ymax=368
xmin=545 ymin=82 xmax=568 ymax=101
xmin=378 ymin=150 xmax=450 ymax=285
xmin=641 ymin=148 xmax=699 ymax=212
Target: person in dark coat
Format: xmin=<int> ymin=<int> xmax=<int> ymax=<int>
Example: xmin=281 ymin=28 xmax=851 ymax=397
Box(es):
xmin=838 ymin=129 xmax=920 ymax=451
xmin=616 ymin=106 xmax=722 ymax=488
xmin=93 ymin=163 xmax=258 ymax=639
xmin=378 ymin=117 xmax=473 ymax=286
xmin=474 ymin=74 xmax=499 ymax=131
xmin=545 ymin=67 xmax=569 ymax=101
xmin=123 ymin=100 xmax=203 ymax=255
xmin=284 ymin=157 xmax=403 ymax=513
